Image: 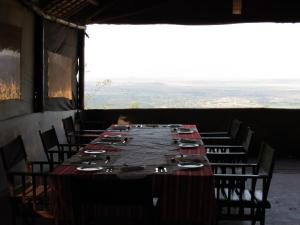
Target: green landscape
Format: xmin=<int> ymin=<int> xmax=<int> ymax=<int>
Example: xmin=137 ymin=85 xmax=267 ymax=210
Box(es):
xmin=85 ymin=78 xmax=300 ymax=109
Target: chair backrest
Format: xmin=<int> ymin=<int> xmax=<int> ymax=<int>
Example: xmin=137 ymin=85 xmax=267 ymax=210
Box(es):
xmin=39 ymin=126 xmax=60 ymax=162
xmin=241 ymin=126 xmax=254 ymax=152
xmin=0 ymin=135 xmax=28 ymax=172
xmin=62 ymin=116 xmax=75 ymax=144
xmin=256 ymin=142 xmax=276 ymax=195
xmin=228 ymin=119 xmax=242 ymax=140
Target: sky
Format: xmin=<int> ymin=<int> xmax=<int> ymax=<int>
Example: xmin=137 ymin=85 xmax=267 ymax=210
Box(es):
xmin=85 ymin=23 xmax=300 ymax=82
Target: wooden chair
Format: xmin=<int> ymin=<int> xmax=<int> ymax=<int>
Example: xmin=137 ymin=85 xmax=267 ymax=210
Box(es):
xmin=39 ymin=126 xmax=82 ymax=162
xmin=201 ymin=119 xmax=242 ymax=145
xmin=212 ymin=142 xmax=275 ymax=225
xmin=70 ymin=175 xmax=158 ymax=225
xmin=62 ymin=116 xmax=103 ymax=145
xmin=77 ymin=111 xmax=108 ymax=131
xmin=205 ymin=126 xmax=254 ymax=163
xmin=0 ymin=136 xmax=55 ymax=225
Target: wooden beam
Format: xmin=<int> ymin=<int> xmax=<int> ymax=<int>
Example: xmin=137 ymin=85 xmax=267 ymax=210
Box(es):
xmin=20 ymin=0 xmax=86 ymax=30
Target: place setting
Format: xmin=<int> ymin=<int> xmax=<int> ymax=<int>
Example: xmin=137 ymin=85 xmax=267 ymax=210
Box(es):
xmin=173 ymin=127 xmax=195 ymax=134
xmin=75 ymin=155 xmax=114 ymax=172
xmin=164 ymin=153 xmax=209 ymax=170
xmin=91 ymin=134 xmax=129 ymax=146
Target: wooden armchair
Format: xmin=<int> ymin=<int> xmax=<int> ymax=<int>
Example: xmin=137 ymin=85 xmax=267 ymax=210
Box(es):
xmin=206 ymin=126 xmax=254 ymax=163
xmin=62 ymin=116 xmax=104 ymax=145
xmin=0 ymin=136 xmax=56 ymax=225
xmin=201 ymin=119 xmax=242 ymax=145
xmin=212 ymin=142 xmax=275 ymax=225
xmin=39 ymin=126 xmax=83 ymax=162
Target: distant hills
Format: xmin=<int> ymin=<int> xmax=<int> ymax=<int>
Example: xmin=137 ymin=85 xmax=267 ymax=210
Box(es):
xmin=84 ymin=79 xmax=300 ymax=109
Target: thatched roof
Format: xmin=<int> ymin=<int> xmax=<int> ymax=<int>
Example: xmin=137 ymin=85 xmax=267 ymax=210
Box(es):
xmin=21 ymin=0 xmax=300 ymax=28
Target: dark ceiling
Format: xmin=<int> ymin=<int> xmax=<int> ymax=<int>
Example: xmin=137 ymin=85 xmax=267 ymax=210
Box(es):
xmin=23 ymin=0 xmax=300 ymax=26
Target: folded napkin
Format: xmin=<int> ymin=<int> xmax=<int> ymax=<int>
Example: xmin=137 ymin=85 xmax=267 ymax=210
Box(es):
xmin=120 ymin=165 xmax=145 ymax=172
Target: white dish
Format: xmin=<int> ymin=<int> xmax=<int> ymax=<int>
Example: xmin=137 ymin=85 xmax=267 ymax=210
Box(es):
xmin=168 ymin=124 xmax=182 ymax=128
xmin=178 ymin=143 xmax=199 ymax=148
xmin=177 ymin=128 xmax=194 ymax=134
xmin=112 ymin=125 xmax=130 ymax=130
xmin=177 ymin=162 xmax=204 ymax=168
xmin=84 ymin=150 xmax=106 ymax=154
xmin=103 ymin=134 xmax=122 ymax=138
xmin=76 ymin=166 xmax=103 ymax=171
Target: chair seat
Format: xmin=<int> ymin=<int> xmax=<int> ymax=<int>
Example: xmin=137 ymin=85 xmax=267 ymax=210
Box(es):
xmin=216 ymin=188 xmax=271 ymax=208
xmin=35 ymin=210 xmax=54 ymax=219
xmin=16 ymin=184 xmax=50 ymax=199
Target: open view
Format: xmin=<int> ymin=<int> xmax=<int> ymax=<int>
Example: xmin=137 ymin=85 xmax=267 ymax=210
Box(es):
xmin=85 ymin=23 xmax=300 ymax=109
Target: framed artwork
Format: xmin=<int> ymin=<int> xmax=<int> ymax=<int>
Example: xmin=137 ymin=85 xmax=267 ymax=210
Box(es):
xmin=47 ymin=51 xmax=73 ymax=100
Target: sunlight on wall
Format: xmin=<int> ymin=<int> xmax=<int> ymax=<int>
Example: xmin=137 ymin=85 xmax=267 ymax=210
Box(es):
xmin=47 ymin=51 xmax=72 ymax=99
xmin=0 ymin=79 xmax=20 ymax=100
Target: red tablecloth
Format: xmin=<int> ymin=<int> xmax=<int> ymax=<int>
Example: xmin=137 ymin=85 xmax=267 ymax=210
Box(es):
xmin=50 ymin=124 xmax=215 ymax=225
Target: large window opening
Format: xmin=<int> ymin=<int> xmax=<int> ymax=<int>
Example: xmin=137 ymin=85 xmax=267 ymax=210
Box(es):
xmin=85 ymin=23 xmax=300 ymax=109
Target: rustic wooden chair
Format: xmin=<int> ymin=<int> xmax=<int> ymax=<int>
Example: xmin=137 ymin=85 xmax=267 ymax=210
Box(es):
xmin=201 ymin=118 xmax=242 ymax=144
xmin=39 ymin=126 xmax=82 ymax=162
xmin=206 ymin=126 xmax=254 ymax=163
xmin=62 ymin=116 xmax=103 ymax=145
xmin=201 ymin=118 xmax=242 ymax=137
xmin=212 ymin=142 xmax=275 ymax=225
xmin=0 ymin=136 xmax=56 ymax=225
xmin=77 ymin=111 xmax=108 ymax=131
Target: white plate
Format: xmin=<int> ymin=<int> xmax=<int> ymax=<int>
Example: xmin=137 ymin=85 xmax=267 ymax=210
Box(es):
xmin=84 ymin=150 xmax=106 ymax=154
xmin=103 ymin=134 xmax=122 ymax=138
xmin=168 ymin=124 xmax=182 ymax=128
xmin=177 ymin=163 xmax=204 ymax=168
xmin=76 ymin=166 xmax=103 ymax=171
xmin=111 ymin=125 xmax=130 ymax=130
xmin=177 ymin=129 xmax=194 ymax=134
xmin=178 ymin=143 xmax=199 ymax=148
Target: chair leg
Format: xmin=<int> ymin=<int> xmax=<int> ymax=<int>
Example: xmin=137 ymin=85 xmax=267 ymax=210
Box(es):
xmin=260 ymin=208 xmax=265 ymax=225
xmin=251 ymin=207 xmax=256 ymax=225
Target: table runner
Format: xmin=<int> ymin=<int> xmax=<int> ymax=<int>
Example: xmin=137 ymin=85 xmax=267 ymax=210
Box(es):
xmin=50 ymin=124 xmax=215 ymax=225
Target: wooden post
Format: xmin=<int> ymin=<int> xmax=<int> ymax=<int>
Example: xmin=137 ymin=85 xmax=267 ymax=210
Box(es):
xmin=34 ymin=15 xmax=45 ymax=112
xmin=77 ymin=30 xmax=85 ymax=110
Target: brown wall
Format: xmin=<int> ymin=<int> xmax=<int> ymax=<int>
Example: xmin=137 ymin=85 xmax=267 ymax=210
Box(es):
xmin=0 ymin=0 xmax=75 ymax=196
xmin=0 ymin=0 xmax=34 ymax=119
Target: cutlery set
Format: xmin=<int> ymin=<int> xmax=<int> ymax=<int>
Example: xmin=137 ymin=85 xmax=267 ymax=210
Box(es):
xmin=105 ymin=167 xmax=113 ymax=173
xmin=155 ymin=166 xmax=168 ymax=173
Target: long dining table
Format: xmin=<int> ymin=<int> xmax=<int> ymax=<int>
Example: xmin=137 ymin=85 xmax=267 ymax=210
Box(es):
xmin=50 ymin=124 xmax=215 ymax=225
